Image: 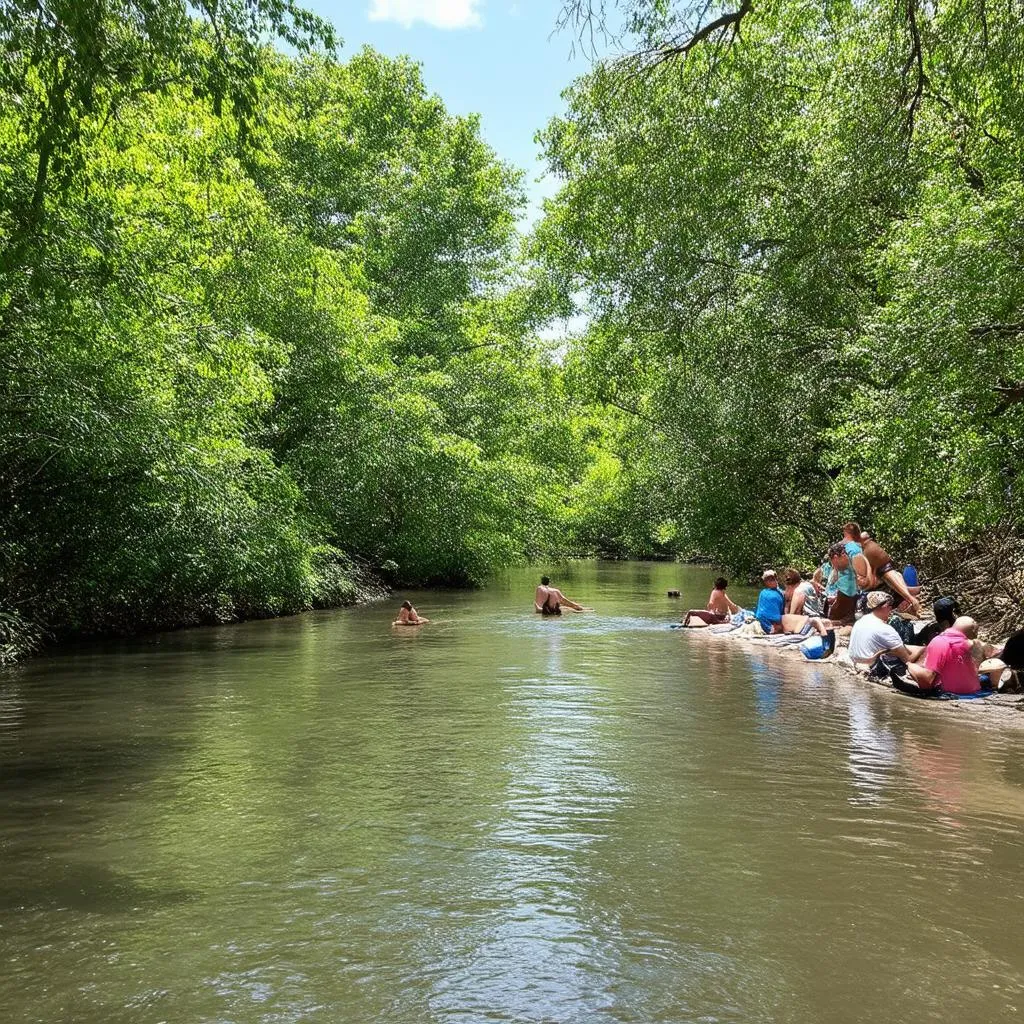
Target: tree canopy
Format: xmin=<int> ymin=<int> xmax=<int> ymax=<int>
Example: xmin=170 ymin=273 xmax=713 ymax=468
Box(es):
xmin=2 ymin=0 xmax=1023 ymax=659
xmin=540 ymin=0 xmax=1024 ymax=591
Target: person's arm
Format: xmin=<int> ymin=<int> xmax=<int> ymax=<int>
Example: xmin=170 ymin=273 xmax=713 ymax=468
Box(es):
xmin=705 ymin=590 xmax=717 ymax=612
xmin=555 ymin=589 xmax=584 ymax=611
xmin=892 ymin=643 xmax=926 ymax=664
xmin=913 ymin=665 xmax=939 ymax=687
xmin=853 ymin=553 xmax=872 ymax=591
xmin=725 ymin=594 xmax=740 ymax=615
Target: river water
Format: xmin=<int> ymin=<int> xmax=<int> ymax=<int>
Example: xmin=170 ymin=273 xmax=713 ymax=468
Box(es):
xmin=2 ymin=561 xmax=1024 ymax=1023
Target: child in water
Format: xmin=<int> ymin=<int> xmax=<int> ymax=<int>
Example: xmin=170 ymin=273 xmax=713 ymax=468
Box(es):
xmin=393 ymin=601 xmax=429 ymax=626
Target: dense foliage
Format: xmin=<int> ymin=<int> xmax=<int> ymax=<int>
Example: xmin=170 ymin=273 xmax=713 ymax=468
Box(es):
xmin=0 ymin=4 xmax=593 ymax=659
xmin=3 ymin=0 xmax=1023 ymax=659
xmin=541 ymin=0 xmax=1024 ymax=584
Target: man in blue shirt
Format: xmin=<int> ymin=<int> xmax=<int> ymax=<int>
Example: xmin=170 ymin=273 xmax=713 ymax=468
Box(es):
xmin=755 ymin=570 xmax=785 ymax=634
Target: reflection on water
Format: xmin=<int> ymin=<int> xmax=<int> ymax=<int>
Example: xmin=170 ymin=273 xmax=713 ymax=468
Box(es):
xmin=2 ymin=561 xmax=1024 ymax=1023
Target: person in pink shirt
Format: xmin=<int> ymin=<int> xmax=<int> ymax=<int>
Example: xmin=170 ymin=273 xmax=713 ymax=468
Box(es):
xmin=918 ymin=617 xmax=987 ymax=695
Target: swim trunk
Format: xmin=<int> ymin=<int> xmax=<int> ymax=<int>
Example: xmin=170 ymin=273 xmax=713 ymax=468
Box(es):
xmin=541 ymin=601 xmax=561 ymax=616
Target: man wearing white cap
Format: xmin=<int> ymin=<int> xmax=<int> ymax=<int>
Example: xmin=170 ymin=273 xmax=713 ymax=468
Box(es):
xmin=848 ymin=591 xmax=931 ymax=688
xmin=754 ymin=570 xmax=785 ymax=634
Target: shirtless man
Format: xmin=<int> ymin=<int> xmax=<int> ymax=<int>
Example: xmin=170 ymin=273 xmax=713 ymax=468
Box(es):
xmin=843 ymin=522 xmax=921 ymax=615
xmin=534 ymin=576 xmax=584 ymax=615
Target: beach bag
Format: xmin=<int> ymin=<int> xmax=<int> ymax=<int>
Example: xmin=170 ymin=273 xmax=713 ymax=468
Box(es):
xmin=887 ymin=614 xmax=916 ymax=646
xmin=800 ymin=636 xmax=825 ymax=660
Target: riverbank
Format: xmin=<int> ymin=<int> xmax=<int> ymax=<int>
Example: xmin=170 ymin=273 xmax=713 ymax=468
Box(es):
xmin=0 ymin=561 xmax=391 ymax=667
xmin=682 ymin=623 xmax=1024 ymax=732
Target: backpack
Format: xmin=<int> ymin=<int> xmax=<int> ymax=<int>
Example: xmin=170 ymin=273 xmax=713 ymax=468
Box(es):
xmin=888 ymin=613 xmax=917 ymax=646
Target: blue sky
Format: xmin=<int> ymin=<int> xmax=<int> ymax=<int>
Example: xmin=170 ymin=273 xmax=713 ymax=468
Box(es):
xmin=300 ymin=1 xmax=611 ymax=227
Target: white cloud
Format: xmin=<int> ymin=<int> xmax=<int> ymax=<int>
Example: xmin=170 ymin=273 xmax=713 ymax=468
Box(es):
xmin=368 ymin=0 xmax=483 ymax=29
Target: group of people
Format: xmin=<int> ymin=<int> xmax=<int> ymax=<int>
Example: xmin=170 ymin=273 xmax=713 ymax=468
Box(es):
xmin=681 ymin=521 xmax=1023 ymax=696
xmin=392 ymin=542 xmax=1023 ymax=698
xmin=844 ymin=592 xmax=1016 ymax=695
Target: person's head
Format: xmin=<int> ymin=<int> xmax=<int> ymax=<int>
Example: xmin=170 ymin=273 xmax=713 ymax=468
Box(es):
xmin=762 ymin=569 xmax=778 ymax=588
xmin=540 ymin=575 xmax=550 ymax=586
xmin=933 ymin=596 xmax=961 ymax=629
xmin=401 ymin=600 xmax=413 ymax=611
xmin=713 ymin=576 xmax=729 ymax=590
xmin=952 ymin=615 xmax=978 ymax=640
xmin=783 ymin=568 xmax=802 ymax=587
xmin=866 ymin=590 xmax=894 ymax=618
xmin=828 ymin=541 xmax=849 ymax=567
xmin=843 ymin=520 xmax=862 ymax=540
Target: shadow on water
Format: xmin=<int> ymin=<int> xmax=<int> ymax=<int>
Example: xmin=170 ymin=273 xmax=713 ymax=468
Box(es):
xmin=0 ymin=859 xmax=199 ymax=913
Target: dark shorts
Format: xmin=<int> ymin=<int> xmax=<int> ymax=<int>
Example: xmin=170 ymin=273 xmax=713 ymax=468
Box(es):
xmin=828 ymin=592 xmax=858 ymax=625
xmin=870 ymin=653 xmax=909 ymax=684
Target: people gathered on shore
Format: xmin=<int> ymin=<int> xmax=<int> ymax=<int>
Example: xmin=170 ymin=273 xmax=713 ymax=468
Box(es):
xmin=677 ymin=518 xmax=1023 ymax=696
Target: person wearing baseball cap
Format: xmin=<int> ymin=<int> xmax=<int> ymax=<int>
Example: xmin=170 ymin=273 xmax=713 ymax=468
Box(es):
xmin=848 ymin=591 xmax=931 ymax=689
xmin=754 ymin=570 xmax=785 ymax=634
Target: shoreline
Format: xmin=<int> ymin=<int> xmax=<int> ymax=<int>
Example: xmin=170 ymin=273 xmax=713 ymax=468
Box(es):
xmin=680 ymin=621 xmax=1024 ymax=732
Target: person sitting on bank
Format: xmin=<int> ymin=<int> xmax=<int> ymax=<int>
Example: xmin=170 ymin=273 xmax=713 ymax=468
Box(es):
xmin=846 ymin=523 xmax=921 ymax=615
xmin=754 ymin=570 xmax=785 ymax=634
xmin=786 ymin=569 xmax=827 ymax=618
xmin=393 ymin=600 xmax=429 ymax=625
xmin=915 ymin=617 xmax=989 ymax=695
xmin=913 ymin=596 xmax=962 ymax=647
xmin=824 ymin=541 xmax=863 ymax=626
xmin=535 ymin=576 xmax=584 ymax=616
xmin=682 ymin=576 xmax=740 ymax=627
xmin=848 ymin=591 xmax=931 ymax=686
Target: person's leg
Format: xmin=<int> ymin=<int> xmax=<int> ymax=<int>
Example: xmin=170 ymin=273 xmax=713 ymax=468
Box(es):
xmin=882 ymin=568 xmax=921 ymax=613
xmin=683 ymin=610 xmax=723 ymax=627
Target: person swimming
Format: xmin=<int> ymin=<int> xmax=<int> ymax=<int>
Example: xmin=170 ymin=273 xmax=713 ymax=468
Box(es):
xmin=534 ymin=576 xmax=584 ymax=615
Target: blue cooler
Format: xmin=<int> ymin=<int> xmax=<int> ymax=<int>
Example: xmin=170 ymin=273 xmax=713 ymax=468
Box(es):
xmin=800 ymin=636 xmax=826 ymax=660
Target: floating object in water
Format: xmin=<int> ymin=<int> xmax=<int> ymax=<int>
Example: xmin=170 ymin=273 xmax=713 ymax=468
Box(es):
xmin=902 ymin=565 xmax=919 ymax=586
xmin=667 ymin=589 xmax=680 ymax=597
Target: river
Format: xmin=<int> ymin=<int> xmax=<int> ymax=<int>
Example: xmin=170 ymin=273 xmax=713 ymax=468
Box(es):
xmin=2 ymin=561 xmax=1024 ymax=1023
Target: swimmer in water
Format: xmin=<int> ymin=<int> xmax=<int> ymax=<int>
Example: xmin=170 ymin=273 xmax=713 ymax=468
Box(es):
xmin=534 ymin=576 xmax=585 ymax=615
xmin=393 ymin=600 xmax=429 ymax=625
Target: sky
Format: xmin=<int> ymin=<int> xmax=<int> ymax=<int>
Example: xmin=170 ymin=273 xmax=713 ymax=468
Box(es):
xmin=299 ymin=0 xmax=613 ymax=228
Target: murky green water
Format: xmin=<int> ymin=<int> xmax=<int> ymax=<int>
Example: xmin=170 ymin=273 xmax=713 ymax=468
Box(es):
xmin=3 ymin=561 xmax=1024 ymax=1023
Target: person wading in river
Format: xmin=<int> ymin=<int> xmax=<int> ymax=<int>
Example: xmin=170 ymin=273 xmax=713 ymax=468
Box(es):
xmin=535 ymin=576 xmax=585 ymax=616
